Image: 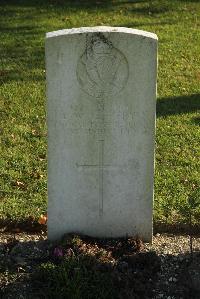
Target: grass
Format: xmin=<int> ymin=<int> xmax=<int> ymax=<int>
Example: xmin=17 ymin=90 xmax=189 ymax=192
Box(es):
xmin=34 ymin=257 xmax=116 ymax=299
xmin=0 ymin=0 xmax=200 ymax=230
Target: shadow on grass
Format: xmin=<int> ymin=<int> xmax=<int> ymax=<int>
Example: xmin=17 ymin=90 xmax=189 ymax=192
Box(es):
xmin=1 ymin=0 xmax=117 ymax=10
xmin=0 ymin=69 xmax=45 ymax=83
xmin=0 ymin=0 xmax=170 ymax=13
xmin=179 ymin=0 xmax=200 ymax=2
xmin=154 ymin=222 xmax=200 ymax=236
xmin=1 ymin=0 xmax=182 ymax=13
xmin=0 ymin=218 xmax=46 ymax=233
xmin=192 ymin=116 xmax=200 ymax=126
xmin=157 ymin=94 xmax=200 ymax=118
xmin=118 ymin=20 xmax=175 ymax=27
xmin=0 ymin=31 xmax=45 ymax=84
xmin=1 ymin=216 xmax=200 ymax=239
xmin=0 ymin=0 xmax=145 ymax=8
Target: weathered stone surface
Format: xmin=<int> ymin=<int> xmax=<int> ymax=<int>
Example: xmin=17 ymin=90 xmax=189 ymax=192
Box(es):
xmin=46 ymin=26 xmax=157 ymax=241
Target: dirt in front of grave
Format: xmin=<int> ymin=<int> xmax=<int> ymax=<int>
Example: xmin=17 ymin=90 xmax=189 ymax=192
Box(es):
xmin=0 ymin=233 xmax=200 ymax=299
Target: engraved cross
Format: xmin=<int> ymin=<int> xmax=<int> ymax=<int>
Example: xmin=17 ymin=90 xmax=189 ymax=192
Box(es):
xmin=76 ymin=33 xmax=128 ymax=217
xmin=76 ymin=95 xmax=113 ymax=217
xmin=76 ymin=140 xmax=114 ymax=217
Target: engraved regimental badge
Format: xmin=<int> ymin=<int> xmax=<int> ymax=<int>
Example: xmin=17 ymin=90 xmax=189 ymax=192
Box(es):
xmin=76 ymin=33 xmax=128 ymax=97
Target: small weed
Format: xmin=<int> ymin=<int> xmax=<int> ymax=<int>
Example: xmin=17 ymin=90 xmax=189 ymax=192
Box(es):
xmin=34 ymin=256 xmax=116 ymax=299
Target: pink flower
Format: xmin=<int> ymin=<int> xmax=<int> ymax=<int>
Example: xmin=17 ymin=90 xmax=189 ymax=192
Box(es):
xmin=53 ymin=247 xmax=64 ymax=257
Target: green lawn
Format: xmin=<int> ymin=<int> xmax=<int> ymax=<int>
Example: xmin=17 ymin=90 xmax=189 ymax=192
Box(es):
xmin=0 ymin=0 xmax=200 ymax=231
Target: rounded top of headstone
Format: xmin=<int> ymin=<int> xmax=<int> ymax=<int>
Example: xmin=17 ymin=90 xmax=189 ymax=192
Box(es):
xmin=46 ymin=26 xmax=158 ymax=41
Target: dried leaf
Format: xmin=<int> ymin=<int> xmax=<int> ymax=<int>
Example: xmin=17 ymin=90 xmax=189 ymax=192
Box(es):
xmin=38 ymin=214 xmax=47 ymax=225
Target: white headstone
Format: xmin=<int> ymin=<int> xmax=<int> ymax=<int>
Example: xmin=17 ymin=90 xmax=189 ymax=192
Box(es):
xmin=46 ymin=26 xmax=157 ymax=242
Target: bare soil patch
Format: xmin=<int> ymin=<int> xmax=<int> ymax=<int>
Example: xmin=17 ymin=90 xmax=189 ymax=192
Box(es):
xmin=0 ymin=232 xmax=200 ymax=299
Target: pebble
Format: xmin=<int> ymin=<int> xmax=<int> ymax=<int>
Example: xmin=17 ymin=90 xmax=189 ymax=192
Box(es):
xmin=168 ymin=277 xmax=177 ymax=282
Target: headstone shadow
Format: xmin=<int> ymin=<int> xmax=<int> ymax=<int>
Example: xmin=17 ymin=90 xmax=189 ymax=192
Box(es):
xmin=156 ymin=94 xmax=200 ymax=118
xmin=0 ymin=234 xmax=200 ymax=298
